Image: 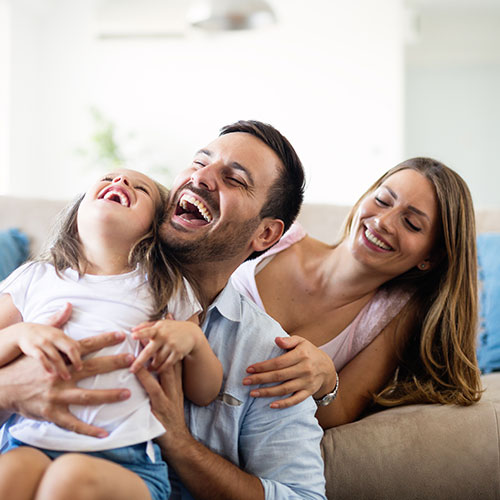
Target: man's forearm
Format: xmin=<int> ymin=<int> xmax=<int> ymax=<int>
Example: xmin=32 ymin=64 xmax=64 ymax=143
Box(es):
xmin=158 ymin=432 xmax=265 ymax=500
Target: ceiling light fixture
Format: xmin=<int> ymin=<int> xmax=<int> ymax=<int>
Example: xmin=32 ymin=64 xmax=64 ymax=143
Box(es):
xmin=188 ymin=0 xmax=277 ymax=31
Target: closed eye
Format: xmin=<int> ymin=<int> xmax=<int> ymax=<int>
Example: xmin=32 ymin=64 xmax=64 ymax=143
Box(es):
xmin=405 ymin=219 xmax=421 ymax=232
xmin=227 ymin=177 xmax=246 ymax=187
xmin=375 ymin=197 xmax=389 ymax=207
xmin=135 ymin=185 xmax=150 ymax=195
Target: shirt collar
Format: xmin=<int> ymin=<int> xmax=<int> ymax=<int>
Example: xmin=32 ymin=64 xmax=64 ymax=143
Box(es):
xmin=205 ymin=280 xmax=242 ymax=323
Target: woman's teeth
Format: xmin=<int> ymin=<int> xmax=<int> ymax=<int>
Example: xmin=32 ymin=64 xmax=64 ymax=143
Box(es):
xmin=365 ymin=228 xmax=392 ymax=250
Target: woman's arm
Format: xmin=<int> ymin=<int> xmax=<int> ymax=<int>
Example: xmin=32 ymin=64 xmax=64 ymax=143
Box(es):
xmin=243 ymin=312 xmax=409 ymax=429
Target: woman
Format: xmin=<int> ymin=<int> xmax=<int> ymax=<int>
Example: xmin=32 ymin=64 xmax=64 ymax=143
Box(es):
xmin=232 ymin=157 xmax=482 ymax=429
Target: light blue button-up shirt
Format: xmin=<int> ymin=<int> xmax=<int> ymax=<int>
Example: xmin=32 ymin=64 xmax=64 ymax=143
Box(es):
xmin=170 ymin=281 xmax=326 ymax=499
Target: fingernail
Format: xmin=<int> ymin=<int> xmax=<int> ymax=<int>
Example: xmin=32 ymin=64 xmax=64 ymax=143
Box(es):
xmin=246 ymin=367 xmax=255 ymax=373
xmin=119 ymin=390 xmax=130 ymax=400
xmin=124 ymin=354 xmax=134 ymax=364
xmin=97 ymin=431 xmax=108 ymax=438
xmin=270 ymin=402 xmax=279 ymax=409
xmin=114 ymin=332 xmax=125 ymax=339
xmin=242 ymin=378 xmax=252 ymax=385
xmin=250 ymin=390 xmax=260 ymax=397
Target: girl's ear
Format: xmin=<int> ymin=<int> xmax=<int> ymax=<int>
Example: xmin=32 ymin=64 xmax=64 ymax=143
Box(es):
xmin=250 ymin=218 xmax=285 ymax=254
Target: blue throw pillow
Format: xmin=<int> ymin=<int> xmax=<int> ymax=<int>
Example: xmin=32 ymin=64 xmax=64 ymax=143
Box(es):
xmin=0 ymin=228 xmax=30 ymax=281
xmin=477 ymin=233 xmax=500 ymax=373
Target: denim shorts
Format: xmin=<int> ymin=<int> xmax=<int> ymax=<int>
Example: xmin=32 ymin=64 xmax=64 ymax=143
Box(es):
xmin=5 ymin=434 xmax=170 ymax=500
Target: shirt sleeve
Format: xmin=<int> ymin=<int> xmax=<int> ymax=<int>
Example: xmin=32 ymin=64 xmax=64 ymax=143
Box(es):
xmin=0 ymin=262 xmax=35 ymax=315
xmin=240 ymin=396 xmax=326 ymax=500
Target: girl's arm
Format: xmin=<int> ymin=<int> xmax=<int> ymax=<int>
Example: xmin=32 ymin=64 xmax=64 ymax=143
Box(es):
xmin=131 ymin=318 xmax=223 ymax=406
xmin=0 ymin=293 xmax=25 ymax=366
xmin=182 ymin=326 xmax=223 ymax=406
xmin=0 ymin=294 xmax=82 ymax=378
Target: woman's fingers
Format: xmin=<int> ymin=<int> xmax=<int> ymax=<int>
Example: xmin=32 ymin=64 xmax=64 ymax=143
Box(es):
xmin=246 ymin=349 xmax=301 ymax=375
xmin=269 ymin=390 xmax=311 ymax=409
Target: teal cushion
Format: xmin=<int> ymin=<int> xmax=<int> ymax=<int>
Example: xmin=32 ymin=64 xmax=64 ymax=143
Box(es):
xmin=477 ymin=233 xmax=500 ymax=373
xmin=0 ymin=228 xmax=30 ymax=281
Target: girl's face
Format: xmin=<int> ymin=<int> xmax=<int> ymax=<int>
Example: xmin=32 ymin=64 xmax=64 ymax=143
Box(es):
xmin=77 ymin=169 xmax=161 ymax=247
xmin=348 ymin=169 xmax=440 ymax=279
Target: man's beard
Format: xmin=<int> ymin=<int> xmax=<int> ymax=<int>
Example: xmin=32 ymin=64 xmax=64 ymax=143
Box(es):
xmin=162 ymin=216 xmax=262 ymax=266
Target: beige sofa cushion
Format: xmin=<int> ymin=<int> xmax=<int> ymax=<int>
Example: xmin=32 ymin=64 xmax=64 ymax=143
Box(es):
xmin=321 ymin=372 xmax=500 ymax=500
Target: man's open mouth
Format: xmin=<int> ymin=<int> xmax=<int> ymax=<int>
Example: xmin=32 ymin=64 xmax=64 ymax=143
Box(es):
xmin=175 ymin=193 xmax=213 ymax=225
xmin=97 ymin=186 xmax=131 ymax=207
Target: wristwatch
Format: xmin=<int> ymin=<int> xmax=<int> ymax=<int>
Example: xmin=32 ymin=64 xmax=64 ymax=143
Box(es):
xmin=314 ymin=372 xmax=339 ymax=407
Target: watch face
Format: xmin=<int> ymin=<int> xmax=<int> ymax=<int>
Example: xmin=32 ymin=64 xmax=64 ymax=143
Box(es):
xmin=320 ymin=394 xmax=334 ymax=406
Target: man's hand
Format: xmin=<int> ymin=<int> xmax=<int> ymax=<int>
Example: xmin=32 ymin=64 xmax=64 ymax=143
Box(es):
xmin=135 ymin=363 xmax=191 ymax=453
xmin=0 ymin=329 xmax=133 ymax=438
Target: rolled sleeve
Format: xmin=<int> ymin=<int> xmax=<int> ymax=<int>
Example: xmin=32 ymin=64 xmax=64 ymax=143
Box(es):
xmin=240 ymin=396 xmax=326 ymax=500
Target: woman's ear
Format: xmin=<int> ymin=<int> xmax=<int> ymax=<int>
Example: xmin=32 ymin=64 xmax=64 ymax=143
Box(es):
xmin=418 ymin=260 xmax=431 ymax=271
xmin=251 ymin=218 xmax=284 ymax=254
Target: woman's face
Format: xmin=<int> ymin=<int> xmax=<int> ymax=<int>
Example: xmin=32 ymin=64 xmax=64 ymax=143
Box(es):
xmin=348 ymin=168 xmax=440 ymax=279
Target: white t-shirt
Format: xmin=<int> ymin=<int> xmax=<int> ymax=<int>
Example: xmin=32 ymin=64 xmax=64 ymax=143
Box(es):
xmin=1 ymin=261 xmax=200 ymax=452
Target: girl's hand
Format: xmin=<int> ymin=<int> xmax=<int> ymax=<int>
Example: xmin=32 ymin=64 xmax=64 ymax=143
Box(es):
xmin=242 ymin=336 xmax=337 ymax=409
xmin=14 ymin=323 xmax=82 ymax=380
xmin=130 ymin=318 xmax=202 ymax=374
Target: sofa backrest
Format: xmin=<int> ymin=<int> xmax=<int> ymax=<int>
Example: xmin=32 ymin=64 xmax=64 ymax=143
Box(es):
xmin=1 ymin=196 xmax=499 ymax=255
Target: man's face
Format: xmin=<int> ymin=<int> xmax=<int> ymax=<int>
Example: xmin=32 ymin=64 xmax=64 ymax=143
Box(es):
xmin=161 ymin=132 xmax=282 ymax=264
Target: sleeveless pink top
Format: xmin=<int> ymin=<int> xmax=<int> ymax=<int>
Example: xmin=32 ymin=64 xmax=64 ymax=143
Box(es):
xmin=231 ymin=223 xmax=412 ymax=371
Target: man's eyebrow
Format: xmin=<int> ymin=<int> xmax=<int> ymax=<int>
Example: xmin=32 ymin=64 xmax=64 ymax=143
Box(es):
xmin=383 ymin=185 xmax=430 ymax=221
xmin=196 ymin=149 xmax=212 ymax=157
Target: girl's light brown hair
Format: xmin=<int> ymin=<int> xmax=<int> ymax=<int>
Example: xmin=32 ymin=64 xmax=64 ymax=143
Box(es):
xmin=41 ymin=180 xmax=184 ymax=320
xmin=342 ymin=157 xmax=482 ymax=407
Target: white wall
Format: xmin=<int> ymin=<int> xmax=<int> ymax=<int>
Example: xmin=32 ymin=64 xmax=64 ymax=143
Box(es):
xmin=405 ymin=4 xmax=500 ymax=209
xmin=4 ymin=0 xmax=405 ymax=204
xmin=0 ymin=0 xmax=11 ymax=193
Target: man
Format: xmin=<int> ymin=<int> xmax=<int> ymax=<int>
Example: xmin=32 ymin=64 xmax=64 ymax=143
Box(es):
xmin=0 ymin=121 xmax=326 ymax=499
xmin=137 ymin=120 xmax=326 ymax=499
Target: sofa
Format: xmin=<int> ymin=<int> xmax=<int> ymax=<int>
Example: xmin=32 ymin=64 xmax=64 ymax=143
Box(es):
xmin=1 ymin=195 xmax=500 ymax=499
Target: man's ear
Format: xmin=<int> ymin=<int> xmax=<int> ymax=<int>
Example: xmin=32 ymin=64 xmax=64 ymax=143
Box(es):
xmin=250 ymin=218 xmax=284 ymax=254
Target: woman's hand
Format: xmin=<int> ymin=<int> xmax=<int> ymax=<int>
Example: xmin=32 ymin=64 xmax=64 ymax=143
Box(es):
xmin=243 ymin=336 xmax=337 ymax=409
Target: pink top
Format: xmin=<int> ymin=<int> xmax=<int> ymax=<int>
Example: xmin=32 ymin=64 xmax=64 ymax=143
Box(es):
xmin=231 ymin=222 xmax=412 ymax=371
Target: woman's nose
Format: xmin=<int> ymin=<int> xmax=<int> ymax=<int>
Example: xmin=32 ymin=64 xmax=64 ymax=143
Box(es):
xmin=373 ymin=210 xmax=395 ymax=233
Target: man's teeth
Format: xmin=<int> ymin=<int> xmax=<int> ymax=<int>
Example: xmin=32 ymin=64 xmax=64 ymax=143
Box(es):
xmin=179 ymin=194 xmax=213 ymax=223
xmin=103 ymin=190 xmax=129 ymax=207
xmin=365 ymin=228 xmax=392 ymax=250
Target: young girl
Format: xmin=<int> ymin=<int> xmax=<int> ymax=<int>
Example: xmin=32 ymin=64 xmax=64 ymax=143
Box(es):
xmin=0 ymin=169 xmax=223 ymax=500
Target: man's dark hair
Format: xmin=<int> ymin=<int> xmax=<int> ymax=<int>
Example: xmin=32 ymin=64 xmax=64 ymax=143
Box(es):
xmin=220 ymin=120 xmax=305 ymax=259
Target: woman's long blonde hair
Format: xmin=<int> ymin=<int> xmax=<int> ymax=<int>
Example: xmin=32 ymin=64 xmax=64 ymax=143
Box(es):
xmin=41 ymin=181 xmax=184 ymax=320
xmin=342 ymin=158 xmax=482 ymax=406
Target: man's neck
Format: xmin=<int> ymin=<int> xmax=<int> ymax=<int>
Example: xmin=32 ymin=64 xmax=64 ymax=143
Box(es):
xmin=186 ymin=261 xmax=237 ymax=305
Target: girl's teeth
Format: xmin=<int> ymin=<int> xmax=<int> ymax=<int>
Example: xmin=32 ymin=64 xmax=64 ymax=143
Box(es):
xmin=365 ymin=228 xmax=392 ymax=250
